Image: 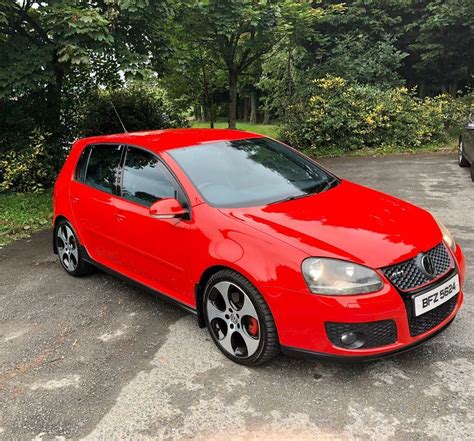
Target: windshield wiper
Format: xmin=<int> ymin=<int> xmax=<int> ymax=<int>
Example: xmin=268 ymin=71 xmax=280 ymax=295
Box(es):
xmin=268 ymin=192 xmax=309 ymax=205
xmin=319 ymin=177 xmax=339 ymax=193
xmin=268 ymin=177 xmax=339 ymax=205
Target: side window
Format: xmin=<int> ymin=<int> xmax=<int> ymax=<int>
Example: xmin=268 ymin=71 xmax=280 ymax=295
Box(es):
xmin=84 ymin=145 xmax=122 ymax=194
xmin=75 ymin=146 xmax=91 ymax=182
xmin=121 ymin=147 xmax=177 ymax=207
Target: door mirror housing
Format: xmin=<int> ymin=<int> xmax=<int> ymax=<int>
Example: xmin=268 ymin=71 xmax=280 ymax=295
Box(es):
xmin=149 ymin=198 xmax=188 ymax=219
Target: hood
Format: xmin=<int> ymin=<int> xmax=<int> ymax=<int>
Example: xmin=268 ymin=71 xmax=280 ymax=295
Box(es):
xmin=219 ymin=180 xmax=442 ymax=269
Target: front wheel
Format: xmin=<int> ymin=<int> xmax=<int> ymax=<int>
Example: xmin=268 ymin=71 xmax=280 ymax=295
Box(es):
xmin=203 ymin=270 xmax=280 ymax=365
xmin=459 ymin=138 xmax=470 ymax=167
xmin=55 ymin=220 xmax=93 ymax=277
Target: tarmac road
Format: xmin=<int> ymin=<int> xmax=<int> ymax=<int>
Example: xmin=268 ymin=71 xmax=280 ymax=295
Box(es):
xmin=0 ymin=153 xmax=472 ymax=440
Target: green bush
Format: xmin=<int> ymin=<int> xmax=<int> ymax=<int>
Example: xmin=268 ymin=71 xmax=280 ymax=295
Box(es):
xmin=0 ymin=131 xmax=58 ymax=192
xmin=80 ymin=86 xmax=189 ymax=136
xmin=280 ymin=76 xmax=452 ymax=153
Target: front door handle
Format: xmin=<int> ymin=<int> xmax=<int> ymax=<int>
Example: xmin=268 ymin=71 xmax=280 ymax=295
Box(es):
xmin=72 ymin=196 xmax=80 ymax=204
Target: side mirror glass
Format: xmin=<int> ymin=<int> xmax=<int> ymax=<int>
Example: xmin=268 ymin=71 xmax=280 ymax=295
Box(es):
xmin=149 ymin=198 xmax=187 ymax=219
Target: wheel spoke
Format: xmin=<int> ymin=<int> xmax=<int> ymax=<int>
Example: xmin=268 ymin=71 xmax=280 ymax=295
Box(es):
xmin=70 ymin=246 xmax=79 ymax=262
xmin=219 ymin=329 xmax=234 ymax=354
xmin=238 ymin=294 xmax=258 ymax=319
xmin=67 ymin=256 xmax=75 ymax=271
xmin=213 ymin=281 xmax=232 ymax=310
xmin=65 ymin=226 xmax=75 ymax=244
xmin=239 ymin=330 xmax=259 ymax=356
xmin=207 ymin=301 xmax=227 ymax=322
xmin=59 ymin=226 xmax=68 ymax=243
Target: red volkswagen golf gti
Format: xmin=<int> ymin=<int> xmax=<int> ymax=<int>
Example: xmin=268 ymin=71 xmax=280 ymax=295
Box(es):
xmin=53 ymin=129 xmax=466 ymax=365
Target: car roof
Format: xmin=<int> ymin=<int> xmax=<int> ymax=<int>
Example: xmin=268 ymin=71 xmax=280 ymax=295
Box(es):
xmin=77 ymin=128 xmax=265 ymax=153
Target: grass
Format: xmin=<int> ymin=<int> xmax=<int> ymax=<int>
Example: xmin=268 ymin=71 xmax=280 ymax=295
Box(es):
xmin=190 ymin=119 xmax=280 ymax=139
xmin=0 ymin=191 xmax=53 ymax=247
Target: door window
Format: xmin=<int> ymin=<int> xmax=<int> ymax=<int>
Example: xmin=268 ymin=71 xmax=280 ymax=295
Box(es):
xmin=121 ymin=147 xmax=178 ymax=207
xmin=84 ymin=145 xmax=122 ymax=194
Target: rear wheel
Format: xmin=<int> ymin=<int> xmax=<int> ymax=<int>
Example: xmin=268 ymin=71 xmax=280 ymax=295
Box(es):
xmin=471 ymin=163 xmax=474 ymax=182
xmin=459 ymin=138 xmax=470 ymax=167
xmin=203 ymin=270 xmax=279 ymax=365
xmin=55 ymin=220 xmax=93 ymax=277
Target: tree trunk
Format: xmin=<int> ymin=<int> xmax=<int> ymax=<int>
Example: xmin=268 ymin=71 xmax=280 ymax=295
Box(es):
xmin=263 ymin=107 xmax=270 ymax=125
xmin=449 ymin=81 xmax=458 ymax=97
xmin=250 ymin=91 xmax=258 ymax=124
xmin=45 ymin=56 xmax=64 ymax=141
xmin=243 ymin=97 xmax=249 ymax=122
xmin=194 ymin=104 xmax=202 ymax=121
xmin=228 ymin=69 xmax=238 ymax=129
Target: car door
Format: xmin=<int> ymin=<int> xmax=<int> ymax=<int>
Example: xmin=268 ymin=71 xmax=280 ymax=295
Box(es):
xmin=70 ymin=144 xmax=124 ymax=266
xmin=112 ymin=146 xmax=192 ymax=304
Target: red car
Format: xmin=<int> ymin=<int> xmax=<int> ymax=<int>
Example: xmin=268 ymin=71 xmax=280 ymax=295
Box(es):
xmin=53 ymin=129 xmax=466 ymax=365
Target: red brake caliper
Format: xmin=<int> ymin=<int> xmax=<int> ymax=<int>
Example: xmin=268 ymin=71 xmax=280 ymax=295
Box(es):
xmin=248 ymin=317 xmax=259 ymax=337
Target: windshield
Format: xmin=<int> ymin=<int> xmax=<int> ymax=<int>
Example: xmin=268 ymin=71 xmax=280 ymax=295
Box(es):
xmin=168 ymin=137 xmax=338 ymax=208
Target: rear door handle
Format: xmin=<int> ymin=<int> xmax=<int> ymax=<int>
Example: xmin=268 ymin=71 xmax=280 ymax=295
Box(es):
xmin=116 ymin=213 xmax=126 ymax=222
xmin=72 ymin=196 xmax=80 ymax=204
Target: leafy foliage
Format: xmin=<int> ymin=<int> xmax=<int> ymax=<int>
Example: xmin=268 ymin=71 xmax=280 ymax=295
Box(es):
xmin=280 ymin=76 xmax=452 ymax=153
xmin=0 ymin=131 xmax=59 ymax=192
xmin=79 ymin=86 xmax=189 ymax=136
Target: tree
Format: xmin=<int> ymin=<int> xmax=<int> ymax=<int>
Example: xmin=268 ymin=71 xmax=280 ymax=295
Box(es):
xmin=408 ymin=0 xmax=474 ymax=96
xmin=0 ymin=0 xmax=172 ymax=140
xmin=178 ymin=0 xmax=280 ymax=128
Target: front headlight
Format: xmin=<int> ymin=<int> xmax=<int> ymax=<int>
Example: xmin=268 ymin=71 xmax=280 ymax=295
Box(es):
xmin=302 ymin=258 xmax=383 ymax=295
xmin=435 ymin=217 xmax=456 ymax=252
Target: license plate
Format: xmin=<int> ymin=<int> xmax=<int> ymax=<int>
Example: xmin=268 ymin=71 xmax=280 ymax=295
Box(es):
xmin=413 ymin=274 xmax=460 ymax=317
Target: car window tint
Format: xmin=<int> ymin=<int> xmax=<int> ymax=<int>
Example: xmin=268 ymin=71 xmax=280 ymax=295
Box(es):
xmin=121 ymin=147 xmax=177 ymax=207
xmin=85 ymin=145 xmax=122 ymax=194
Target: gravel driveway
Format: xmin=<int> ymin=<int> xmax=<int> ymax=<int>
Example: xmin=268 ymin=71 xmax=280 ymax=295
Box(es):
xmin=0 ymin=153 xmax=472 ymax=440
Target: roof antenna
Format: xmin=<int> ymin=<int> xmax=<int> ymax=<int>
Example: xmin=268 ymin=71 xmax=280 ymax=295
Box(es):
xmin=109 ymin=99 xmax=128 ymax=133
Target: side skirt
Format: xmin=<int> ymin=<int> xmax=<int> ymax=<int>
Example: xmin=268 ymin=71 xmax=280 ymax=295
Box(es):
xmin=80 ymin=245 xmax=198 ymax=317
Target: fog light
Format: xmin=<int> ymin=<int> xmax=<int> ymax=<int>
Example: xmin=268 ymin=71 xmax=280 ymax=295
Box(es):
xmin=340 ymin=332 xmax=357 ymax=346
xmin=340 ymin=332 xmax=365 ymax=349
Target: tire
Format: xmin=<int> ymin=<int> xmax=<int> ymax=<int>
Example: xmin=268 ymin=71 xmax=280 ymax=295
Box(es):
xmin=203 ymin=269 xmax=280 ymax=365
xmin=459 ymin=138 xmax=470 ymax=167
xmin=471 ymin=163 xmax=474 ymax=182
xmin=54 ymin=219 xmax=94 ymax=277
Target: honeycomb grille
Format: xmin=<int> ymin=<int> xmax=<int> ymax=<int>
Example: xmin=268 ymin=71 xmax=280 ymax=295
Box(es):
xmin=325 ymin=320 xmax=397 ymax=349
xmin=408 ymin=294 xmax=458 ymax=337
xmin=382 ymin=242 xmax=452 ymax=292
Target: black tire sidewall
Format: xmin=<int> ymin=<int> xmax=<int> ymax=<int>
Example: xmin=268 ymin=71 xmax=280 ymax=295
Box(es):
xmin=203 ymin=272 xmax=270 ymax=365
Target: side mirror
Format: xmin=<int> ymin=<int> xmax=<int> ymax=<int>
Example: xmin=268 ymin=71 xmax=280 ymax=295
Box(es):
xmin=149 ymin=198 xmax=188 ymax=220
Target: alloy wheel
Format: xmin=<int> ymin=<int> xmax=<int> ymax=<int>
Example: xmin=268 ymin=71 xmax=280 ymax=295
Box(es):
xmin=206 ymin=281 xmax=261 ymax=358
xmin=56 ymin=224 xmax=79 ymax=272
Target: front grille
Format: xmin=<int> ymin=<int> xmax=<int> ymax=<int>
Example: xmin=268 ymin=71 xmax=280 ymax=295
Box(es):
xmin=382 ymin=242 xmax=452 ymax=292
xmin=408 ymin=294 xmax=458 ymax=336
xmin=325 ymin=320 xmax=397 ymax=349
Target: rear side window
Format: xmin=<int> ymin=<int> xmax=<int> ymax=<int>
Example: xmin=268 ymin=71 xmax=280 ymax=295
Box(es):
xmin=85 ymin=145 xmax=122 ymax=194
xmin=121 ymin=147 xmax=177 ymax=207
xmin=75 ymin=146 xmax=91 ymax=182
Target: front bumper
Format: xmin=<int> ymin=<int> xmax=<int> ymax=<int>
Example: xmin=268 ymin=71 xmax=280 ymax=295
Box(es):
xmin=281 ymin=316 xmax=456 ymax=362
xmin=268 ymin=243 xmax=466 ymax=360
